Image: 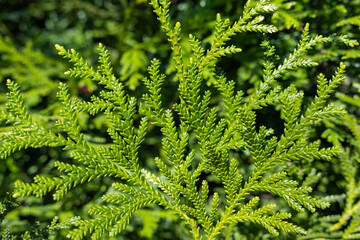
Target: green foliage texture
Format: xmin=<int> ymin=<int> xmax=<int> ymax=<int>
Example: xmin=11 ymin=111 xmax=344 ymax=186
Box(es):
xmin=1 ymin=0 xmax=360 ymax=239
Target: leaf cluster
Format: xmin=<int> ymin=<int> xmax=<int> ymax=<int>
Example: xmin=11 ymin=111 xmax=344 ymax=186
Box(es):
xmin=0 ymin=0 xmax=359 ymax=239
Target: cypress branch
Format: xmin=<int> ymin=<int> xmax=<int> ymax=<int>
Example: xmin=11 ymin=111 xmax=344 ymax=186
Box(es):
xmin=1 ymin=0 xmax=358 ymax=239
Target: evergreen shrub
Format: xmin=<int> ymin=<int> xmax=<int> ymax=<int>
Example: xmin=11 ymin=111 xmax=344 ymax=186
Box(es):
xmin=1 ymin=0 xmax=360 ymax=239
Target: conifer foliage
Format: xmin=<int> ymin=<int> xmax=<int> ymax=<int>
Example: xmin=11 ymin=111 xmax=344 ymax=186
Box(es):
xmin=0 ymin=0 xmax=358 ymax=239
xmin=300 ymin=89 xmax=360 ymax=239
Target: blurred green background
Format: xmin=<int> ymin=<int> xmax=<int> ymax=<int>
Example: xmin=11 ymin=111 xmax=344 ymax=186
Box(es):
xmin=1 ymin=0 xmax=360 ymax=239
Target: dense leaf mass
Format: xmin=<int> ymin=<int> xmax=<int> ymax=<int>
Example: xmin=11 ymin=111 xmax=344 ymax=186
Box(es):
xmin=1 ymin=0 xmax=360 ymax=239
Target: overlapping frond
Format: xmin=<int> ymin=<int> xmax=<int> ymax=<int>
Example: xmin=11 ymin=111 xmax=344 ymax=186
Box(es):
xmin=1 ymin=0 xmax=358 ymax=239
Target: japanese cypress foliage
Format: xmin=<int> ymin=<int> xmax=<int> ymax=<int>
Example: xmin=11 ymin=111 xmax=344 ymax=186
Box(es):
xmin=0 ymin=0 xmax=359 ymax=239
